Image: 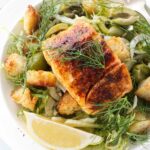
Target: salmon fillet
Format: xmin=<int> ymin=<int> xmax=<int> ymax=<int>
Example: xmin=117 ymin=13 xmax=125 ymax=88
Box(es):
xmin=43 ymin=20 xmax=132 ymax=114
xmin=86 ymin=64 xmax=132 ymax=113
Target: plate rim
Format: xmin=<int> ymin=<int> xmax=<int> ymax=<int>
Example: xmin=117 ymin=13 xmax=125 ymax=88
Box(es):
xmin=0 ymin=0 xmax=149 ymax=150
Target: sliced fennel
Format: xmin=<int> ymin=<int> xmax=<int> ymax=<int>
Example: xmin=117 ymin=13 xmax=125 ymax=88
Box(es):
xmin=130 ymin=34 xmax=150 ymax=58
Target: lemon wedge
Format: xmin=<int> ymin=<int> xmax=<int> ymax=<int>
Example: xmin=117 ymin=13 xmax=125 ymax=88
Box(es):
xmin=24 ymin=111 xmax=103 ymax=150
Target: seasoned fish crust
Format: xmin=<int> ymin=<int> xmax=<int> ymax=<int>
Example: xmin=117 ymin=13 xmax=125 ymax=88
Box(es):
xmin=43 ymin=20 xmax=132 ymax=114
xmin=86 ymin=64 xmax=132 ymax=113
xmin=43 ymin=20 xmax=97 ymax=50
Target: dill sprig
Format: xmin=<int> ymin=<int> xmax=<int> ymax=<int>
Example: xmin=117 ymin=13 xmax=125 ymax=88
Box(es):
xmin=7 ymin=32 xmax=26 ymax=55
xmin=6 ymin=33 xmax=41 ymax=86
xmin=131 ymin=17 xmax=150 ymax=54
xmin=137 ymin=99 xmax=150 ymax=113
xmin=7 ymin=33 xmax=41 ymax=56
xmin=30 ymin=86 xmax=49 ymax=99
xmin=38 ymin=0 xmax=84 ymax=40
xmin=7 ymin=73 xmax=25 ymax=86
xmin=122 ymin=14 xmax=150 ymax=40
xmin=134 ymin=17 xmax=150 ymax=35
xmin=96 ymin=97 xmax=133 ymax=129
xmin=95 ymin=97 xmax=147 ymax=148
xmin=29 ymin=87 xmax=50 ymax=114
xmin=38 ymin=0 xmax=62 ymax=40
xmin=127 ymin=132 xmax=148 ymax=142
xmin=62 ymin=40 xmax=105 ymax=69
xmin=25 ymin=36 xmax=41 ymax=59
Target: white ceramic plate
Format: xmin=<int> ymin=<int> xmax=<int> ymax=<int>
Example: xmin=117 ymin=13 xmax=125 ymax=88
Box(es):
xmin=0 ymin=0 xmax=150 ymax=150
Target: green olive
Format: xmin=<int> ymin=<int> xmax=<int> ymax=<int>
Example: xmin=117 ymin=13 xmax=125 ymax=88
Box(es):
xmin=110 ymin=8 xmax=139 ymax=26
xmin=111 ymin=7 xmax=138 ymax=18
xmin=28 ymin=52 xmax=49 ymax=70
xmin=97 ymin=20 xmax=124 ymax=36
xmin=45 ymin=23 xmax=69 ymax=38
xmin=63 ymin=12 xmax=75 ymax=18
xmin=108 ymin=26 xmax=124 ymax=36
xmin=132 ymin=64 xmax=150 ymax=83
xmin=112 ymin=16 xmax=139 ymax=26
xmin=124 ymin=59 xmax=137 ymax=71
xmin=123 ymin=31 xmax=135 ymax=41
xmin=97 ymin=20 xmax=109 ymax=34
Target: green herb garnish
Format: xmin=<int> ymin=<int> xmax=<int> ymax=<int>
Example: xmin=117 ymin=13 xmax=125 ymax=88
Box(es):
xmin=62 ymin=40 xmax=105 ymax=69
xmin=38 ymin=0 xmax=61 ymax=40
xmin=7 ymin=32 xmax=26 ymax=55
xmin=127 ymin=132 xmax=148 ymax=142
xmin=30 ymin=87 xmax=50 ymax=114
xmin=137 ymin=99 xmax=150 ymax=114
xmin=134 ymin=17 xmax=150 ymax=35
xmin=7 ymin=73 xmax=25 ymax=86
xmin=95 ymin=97 xmax=147 ymax=148
xmin=38 ymin=0 xmax=84 ymax=40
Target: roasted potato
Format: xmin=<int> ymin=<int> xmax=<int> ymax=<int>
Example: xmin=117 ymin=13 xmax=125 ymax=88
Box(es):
xmin=136 ymin=77 xmax=150 ymax=101
xmin=11 ymin=87 xmax=38 ymax=111
xmin=26 ymin=70 xmax=56 ymax=87
xmin=4 ymin=53 xmax=26 ymax=76
xmin=57 ymin=92 xmax=80 ymax=116
xmin=129 ymin=111 xmax=150 ymax=134
xmin=134 ymin=111 xmax=146 ymax=121
xmin=24 ymin=5 xmax=39 ymax=35
xmin=106 ymin=37 xmax=130 ymax=62
xmin=129 ymin=120 xmax=150 ymax=134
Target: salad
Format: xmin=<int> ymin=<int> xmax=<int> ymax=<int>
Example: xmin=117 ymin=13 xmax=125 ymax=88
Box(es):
xmin=2 ymin=0 xmax=150 ymax=149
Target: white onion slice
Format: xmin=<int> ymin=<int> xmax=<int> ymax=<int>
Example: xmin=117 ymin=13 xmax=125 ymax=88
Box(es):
xmin=65 ymin=119 xmax=100 ymax=128
xmin=55 ymin=14 xmax=75 ymax=24
xmin=48 ymin=87 xmax=60 ymax=101
xmin=128 ymin=95 xmax=138 ymax=113
xmin=56 ymin=81 xmax=66 ymax=93
xmin=130 ymin=34 xmax=150 ymax=58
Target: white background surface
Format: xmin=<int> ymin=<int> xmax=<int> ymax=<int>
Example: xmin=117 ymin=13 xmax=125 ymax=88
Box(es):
xmin=0 ymin=0 xmax=150 ymax=150
xmin=0 ymin=2 xmax=45 ymax=150
xmin=0 ymin=1 xmax=12 ymax=149
xmin=0 ymin=0 xmax=10 ymax=9
xmin=0 ymin=0 xmax=23 ymax=148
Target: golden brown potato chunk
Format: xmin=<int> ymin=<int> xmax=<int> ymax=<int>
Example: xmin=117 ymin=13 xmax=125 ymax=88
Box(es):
xmin=57 ymin=92 xmax=80 ymax=116
xmin=4 ymin=53 xmax=26 ymax=76
xmin=106 ymin=37 xmax=130 ymax=62
xmin=129 ymin=111 xmax=150 ymax=134
xmin=11 ymin=87 xmax=38 ymax=111
xmin=136 ymin=77 xmax=150 ymax=101
xmin=24 ymin=5 xmax=39 ymax=35
xmin=129 ymin=120 xmax=150 ymax=134
xmin=26 ymin=70 xmax=56 ymax=87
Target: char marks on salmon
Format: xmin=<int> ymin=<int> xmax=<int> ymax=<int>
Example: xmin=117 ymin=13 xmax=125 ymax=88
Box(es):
xmin=43 ymin=20 xmax=132 ymax=114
